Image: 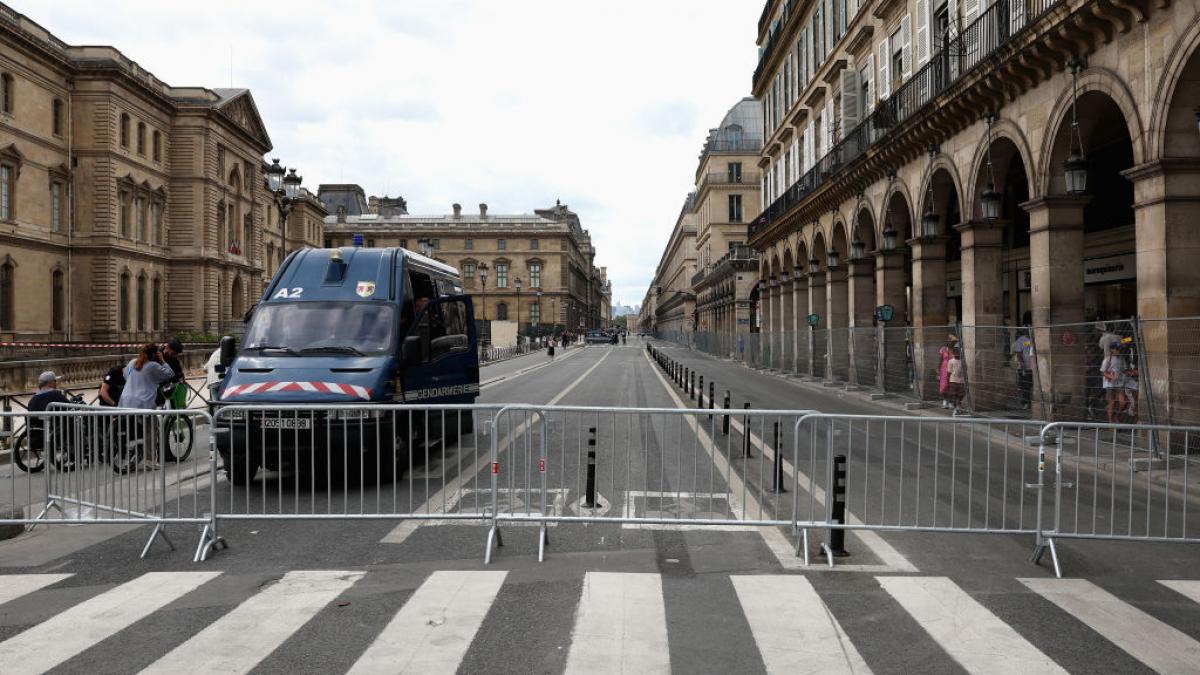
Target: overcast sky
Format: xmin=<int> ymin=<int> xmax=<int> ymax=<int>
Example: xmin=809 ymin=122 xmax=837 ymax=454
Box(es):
xmin=25 ymin=1 xmax=762 ymax=308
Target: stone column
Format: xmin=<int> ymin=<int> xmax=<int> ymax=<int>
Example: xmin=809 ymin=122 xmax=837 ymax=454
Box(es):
xmin=826 ymin=264 xmax=850 ymax=380
xmin=957 ymin=220 xmax=1008 ymax=410
xmin=1024 ymin=196 xmax=1088 ymax=419
xmin=1127 ymin=159 xmax=1200 ymax=427
xmin=909 ymin=236 xmax=949 ymax=401
xmin=876 ymin=249 xmax=909 ymax=392
xmin=808 ymin=270 xmax=827 ymax=378
xmin=792 ymin=274 xmax=809 ymax=375
xmin=779 ymin=272 xmax=794 ymax=370
xmin=847 ymin=256 xmax=876 ymax=386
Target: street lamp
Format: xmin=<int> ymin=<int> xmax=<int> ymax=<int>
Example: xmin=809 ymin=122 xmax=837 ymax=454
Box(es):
xmin=981 ymin=114 xmax=1003 ymax=221
xmin=1063 ymin=60 xmax=1089 ymax=195
xmin=535 ymin=290 xmax=543 ymax=336
xmin=808 ymin=256 xmax=821 ymax=275
xmin=515 ymin=277 xmax=523 ymax=334
xmin=882 ymin=224 xmax=898 ymax=251
xmin=826 ymin=247 xmax=840 ymax=271
xmin=850 ymin=235 xmax=866 ymax=260
xmin=266 ymin=158 xmax=303 ymax=244
xmin=478 ymin=262 xmax=489 ymax=321
xmin=550 ymin=297 xmax=557 ymax=335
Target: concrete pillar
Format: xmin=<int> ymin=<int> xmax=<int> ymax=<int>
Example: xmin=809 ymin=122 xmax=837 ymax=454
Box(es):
xmin=957 ymin=220 xmax=1007 ymax=410
xmin=1127 ymin=159 xmax=1200 ymax=427
xmin=909 ymin=236 xmax=948 ymax=400
xmin=848 ymin=257 xmax=876 ymax=386
xmin=779 ymin=272 xmax=794 ymax=370
xmin=792 ymin=275 xmax=809 ymax=375
xmin=826 ymin=265 xmax=850 ymax=380
xmin=876 ymin=249 xmax=909 ymax=392
xmin=1024 ymin=196 xmax=1089 ymax=419
xmin=808 ymin=271 xmax=827 ymax=378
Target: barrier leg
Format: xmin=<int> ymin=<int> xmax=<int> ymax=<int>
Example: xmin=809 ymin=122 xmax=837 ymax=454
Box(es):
xmin=140 ymin=523 xmax=175 ymax=559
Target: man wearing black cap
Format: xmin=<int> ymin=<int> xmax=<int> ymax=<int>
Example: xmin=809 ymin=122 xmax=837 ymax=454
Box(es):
xmin=160 ymin=338 xmax=186 ymax=409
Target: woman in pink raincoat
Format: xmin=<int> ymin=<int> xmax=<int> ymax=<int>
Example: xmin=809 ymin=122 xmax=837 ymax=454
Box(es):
xmin=938 ymin=335 xmax=957 ymax=409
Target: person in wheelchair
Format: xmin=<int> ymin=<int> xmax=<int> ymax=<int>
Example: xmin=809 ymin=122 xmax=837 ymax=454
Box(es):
xmin=27 ymin=371 xmax=69 ymax=456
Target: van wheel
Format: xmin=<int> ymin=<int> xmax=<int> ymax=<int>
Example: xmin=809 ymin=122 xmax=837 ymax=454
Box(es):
xmin=220 ymin=450 xmax=259 ymax=485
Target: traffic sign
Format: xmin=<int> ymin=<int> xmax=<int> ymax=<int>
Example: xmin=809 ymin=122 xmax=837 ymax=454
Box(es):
xmin=875 ymin=305 xmax=895 ymax=323
xmin=807 ymin=313 xmax=820 ymax=327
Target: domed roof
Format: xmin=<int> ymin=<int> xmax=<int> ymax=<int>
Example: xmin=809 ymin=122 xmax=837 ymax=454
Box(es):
xmin=717 ymin=97 xmax=764 ymax=138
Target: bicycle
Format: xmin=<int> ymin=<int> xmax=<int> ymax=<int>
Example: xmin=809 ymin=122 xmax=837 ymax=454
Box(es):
xmin=110 ymin=383 xmax=193 ymax=474
xmin=13 ymin=395 xmax=111 ymax=473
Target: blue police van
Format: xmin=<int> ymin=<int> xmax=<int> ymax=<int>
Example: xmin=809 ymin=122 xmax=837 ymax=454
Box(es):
xmin=213 ymin=247 xmax=480 ymax=484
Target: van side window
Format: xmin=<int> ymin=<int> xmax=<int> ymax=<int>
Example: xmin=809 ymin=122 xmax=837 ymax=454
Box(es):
xmin=425 ymin=299 xmax=469 ymax=361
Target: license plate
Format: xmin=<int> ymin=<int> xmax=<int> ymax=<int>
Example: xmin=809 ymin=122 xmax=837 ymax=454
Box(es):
xmin=260 ymin=418 xmax=313 ymax=430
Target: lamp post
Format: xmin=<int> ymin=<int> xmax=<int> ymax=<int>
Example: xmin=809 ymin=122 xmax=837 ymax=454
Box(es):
xmin=551 ymin=297 xmax=557 ymax=336
xmin=921 ymin=146 xmax=940 ymax=238
xmin=536 ymin=290 xmax=543 ymax=337
xmin=1064 ymin=60 xmax=1088 ymax=195
xmin=882 ymin=224 xmax=898 ymax=251
xmin=981 ymin=114 xmax=1002 ymax=221
xmin=478 ymin=262 xmax=489 ymax=321
xmin=515 ymin=277 xmax=523 ymax=335
xmin=266 ymin=158 xmax=302 ymax=253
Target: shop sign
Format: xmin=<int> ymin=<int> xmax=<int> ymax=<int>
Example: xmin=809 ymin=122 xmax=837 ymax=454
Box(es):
xmin=1084 ymin=253 xmax=1136 ymax=284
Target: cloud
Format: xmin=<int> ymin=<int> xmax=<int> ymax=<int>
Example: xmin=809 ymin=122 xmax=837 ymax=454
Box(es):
xmin=24 ymin=0 xmax=762 ymax=307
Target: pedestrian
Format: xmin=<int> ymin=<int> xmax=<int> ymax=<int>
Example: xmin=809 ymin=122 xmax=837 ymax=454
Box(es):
xmin=119 ymin=343 xmax=175 ymax=469
xmin=946 ymin=347 xmax=965 ymax=414
xmin=938 ymin=335 xmax=956 ymax=409
xmin=548 ymin=337 xmax=556 ymax=359
xmin=98 ymin=362 xmax=126 ymax=407
xmin=1011 ymin=330 xmax=1035 ymax=411
xmin=28 ymin=371 xmax=70 ymax=456
xmin=160 ymin=338 xmax=186 ymax=410
xmin=1100 ymin=343 xmax=1127 ymax=425
xmin=1122 ymin=338 xmax=1139 ymax=423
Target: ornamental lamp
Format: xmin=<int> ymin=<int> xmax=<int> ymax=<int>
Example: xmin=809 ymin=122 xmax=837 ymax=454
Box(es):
xmin=808 ymin=256 xmax=820 ymax=275
xmin=826 ymin=247 xmax=840 ymax=271
xmin=921 ymin=201 xmax=940 ymax=238
xmin=882 ymin=224 xmax=898 ymax=251
xmin=981 ymin=184 xmax=1002 ymax=221
xmin=283 ymin=168 xmax=302 ymax=200
xmin=850 ymin=236 xmax=866 ymax=260
xmin=266 ymin=158 xmax=285 ymax=193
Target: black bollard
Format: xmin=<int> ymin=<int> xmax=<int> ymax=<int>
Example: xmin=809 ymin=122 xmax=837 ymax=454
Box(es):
xmin=708 ymin=382 xmax=715 ymax=420
xmin=742 ymin=402 xmax=752 ymax=457
xmin=698 ymin=376 xmax=704 ymax=405
xmin=584 ymin=427 xmax=598 ymax=508
xmin=690 ymin=371 xmax=696 ymax=400
xmin=828 ymin=454 xmax=850 ymax=557
xmin=722 ymin=391 xmax=731 ymax=435
xmin=772 ymin=422 xmax=786 ymax=493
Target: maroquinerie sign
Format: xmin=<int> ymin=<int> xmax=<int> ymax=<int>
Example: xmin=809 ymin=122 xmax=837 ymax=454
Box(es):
xmin=1084 ymin=253 xmax=1136 ymax=284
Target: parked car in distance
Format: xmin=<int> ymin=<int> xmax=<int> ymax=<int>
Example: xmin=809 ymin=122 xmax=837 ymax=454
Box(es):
xmin=585 ymin=330 xmax=611 ymax=344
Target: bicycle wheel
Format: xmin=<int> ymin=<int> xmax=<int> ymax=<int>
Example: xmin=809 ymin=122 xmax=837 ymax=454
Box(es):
xmin=12 ymin=431 xmax=44 ymax=473
xmin=110 ymin=423 xmax=142 ymax=475
xmin=163 ymin=416 xmax=193 ymax=462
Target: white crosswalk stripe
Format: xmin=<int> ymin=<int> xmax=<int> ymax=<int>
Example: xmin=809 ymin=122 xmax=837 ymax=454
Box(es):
xmin=879 ymin=576 xmax=1067 ymax=674
xmin=141 ymin=570 xmax=364 ymax=674
xmin=732 ymin=574 xmax=871 ymax=674
xmin=1021 ymin=577 xmax=1200 ymax=674
xmin=0 ymin=571 xmax=220 ymax=675
xmin=3 ymin=569 xmax=1200 ymax=674
xmin=564 ymin=572 xmax=671 ymax=674
xmin=348 ymin=570 xmax=506 ymax=675
xmin=0 ymin=573 xmax=72 ymax=608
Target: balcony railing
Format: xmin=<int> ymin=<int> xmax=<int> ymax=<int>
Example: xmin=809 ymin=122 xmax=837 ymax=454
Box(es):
xmin=700 ymin=172 xmax=762 ymax=190
xmin=691 ymin=245 xmax=760 ymax=287
xmin=703 ymin=137 xmax=765 ymax=154
xmin=754 ymin=0 xmax=799 ymax=85
xmin=750 ymin=0 xmax=1060 ymax=239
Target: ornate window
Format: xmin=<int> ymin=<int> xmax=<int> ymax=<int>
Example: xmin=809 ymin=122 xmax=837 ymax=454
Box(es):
xmin=462 ymin=261 xmax=476 ymax=278
xmin=495 ymin=262 xmax=509 ymax=288
xmin=498 ymin=238 xmax=507 ymax=251
xmin=50 ymin=181 xmax=63 ymax=232
xmin=530 ymin=239 xmax=539 ymax=250
xmin=0 ymin=74 xmax=12 ymax=115
xmin=152 ymin=131 xmax=161 ymax=162
xmin=119 ymin=190 xmax=131 ymax=237
xmin=152 ymin=276 xmax=162 ymax=330
xmin=464 ymin=238 xmax=474 ymax=251
xmin=119 ymin=113 xmax=130 ymax=148
xmin=136 ymin=122 xmax=146 ymax=155
xmin=0 ymin=164 xmax=13 ymax=221
xmin=530 ymin=302 xmax=540 ymax=324
xmin=119 ymin=272 xmax=131 ymax=331
xmin=529 ymin=262 xmax=542 ymax=289
xmin=150 ymin=200 xmax=162 ymax=244
xmin=137 ymin=274 xmax=147 ymax=331
xmin=135 ymin=196 xmax=146 ymax=241
xmin=496 ymin=302 xmax=509 ymax=321
xmin=51 ymin=269 xmax=64 ymax=332
xmin=0 ymin=259 xmax=13 ymax=331
xmin=52 ymin=99 xmax=63 ymax=136
xmin=243 ymin=213 xmax=253 ymax=258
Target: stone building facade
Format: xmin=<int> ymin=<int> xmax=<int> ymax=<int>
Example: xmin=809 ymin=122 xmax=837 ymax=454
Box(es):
xmin=643 ymin=193 xmax=699 ymax=335
xmin=320 ymin=191 xmax=612 ymax=333
xmin=0 ymin=3 xmax=322 ymax=342
xmin=691 ymin=98 xmax=765 ymax=336
xmin=747 ymin=0 xmax=1200 ymax=422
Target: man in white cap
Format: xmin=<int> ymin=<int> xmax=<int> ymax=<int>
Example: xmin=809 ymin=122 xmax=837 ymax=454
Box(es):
xmin=27 ymin=371 xmax=70 ymax=454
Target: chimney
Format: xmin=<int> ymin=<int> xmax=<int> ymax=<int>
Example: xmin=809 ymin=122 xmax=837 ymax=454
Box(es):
xmin=452 ymin=203 xmax=462 ymax=218
xmin=479 ymin=203 xmax=488 ymax=218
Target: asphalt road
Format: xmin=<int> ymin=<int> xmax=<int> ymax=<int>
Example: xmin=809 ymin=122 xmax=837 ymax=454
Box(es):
xmin=0 ymin=336 xmax=1198 ymax=674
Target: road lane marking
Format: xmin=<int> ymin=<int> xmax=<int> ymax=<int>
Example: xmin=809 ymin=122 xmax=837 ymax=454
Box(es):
xmin=348 ymin=570 xmax=506 ymax=675
xmin=141 ymin=570 xmax=364 ymax=674
xmin=881 ymin=576 xmax=1065 ymax=674
xmin=564 ymin=572 xmax=670 ymax=675
xmin=0 ymin=571 xmax=220 ymax=675
xmin=731 ymin=575 xmax=871 ymax=674
xmin=481 ymin=344 xmax=587 ymax=390
xmin=0 ymin=573 xmax=72 ymax=607
xmin=1160 ymin=579 xmax=1200 ymax=605
xmin=1021 ymin=577 xmax=1200 ymax=673
xmin=642 ymin=349 xmax=915 ymax=573
xmin=382 ymin=348 xmax=613 ymax=544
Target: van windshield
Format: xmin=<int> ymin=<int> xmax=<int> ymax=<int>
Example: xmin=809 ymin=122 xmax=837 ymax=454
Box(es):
xmin=243 ymin=302 xmax=396 ymax=355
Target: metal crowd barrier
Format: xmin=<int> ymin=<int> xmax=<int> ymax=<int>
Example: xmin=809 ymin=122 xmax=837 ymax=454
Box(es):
xmin=0 ymin=405 xmax=215 ymax=561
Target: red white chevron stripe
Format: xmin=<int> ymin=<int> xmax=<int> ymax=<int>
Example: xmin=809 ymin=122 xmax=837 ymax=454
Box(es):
xmin=221 ymin=381 xmax=373 ymax=400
